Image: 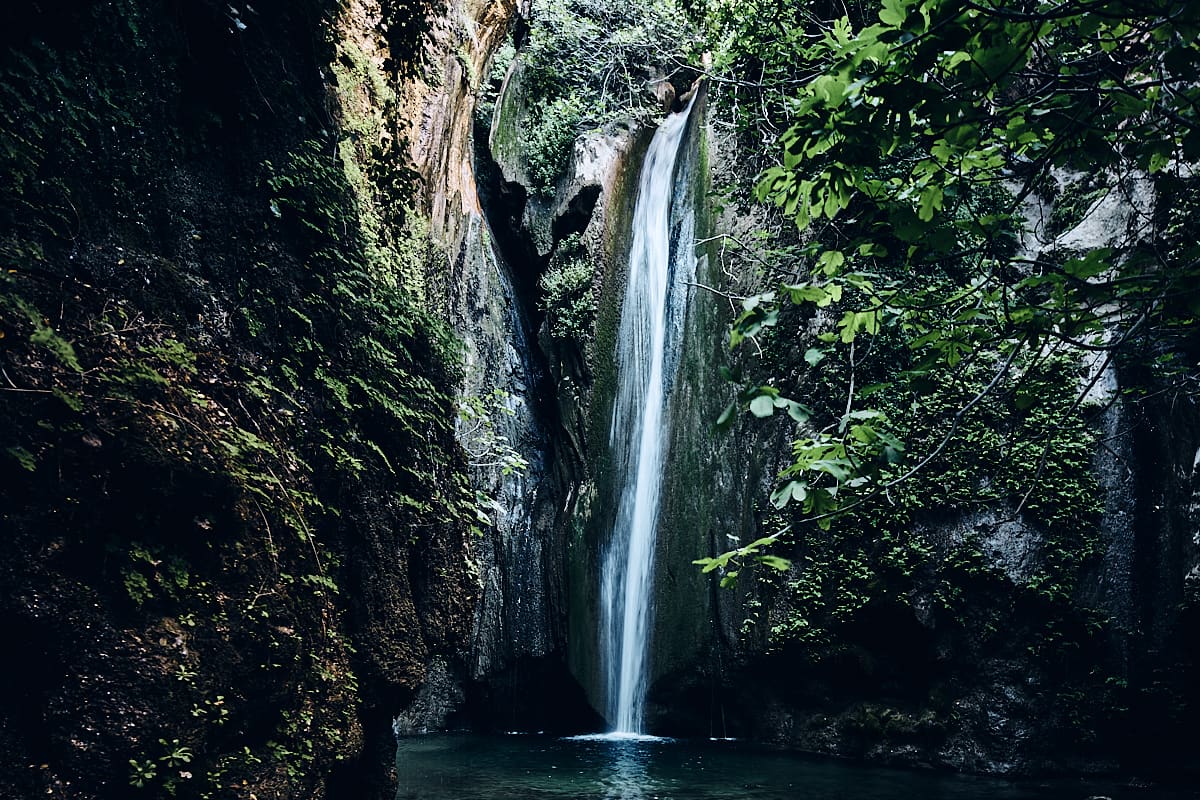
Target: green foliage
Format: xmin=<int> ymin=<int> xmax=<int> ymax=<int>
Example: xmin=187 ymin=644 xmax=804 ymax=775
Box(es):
xmin=143 ymin=338 xmax=198 ymax=376
xmin=521 ymin=0 xmax=699 ymax=113
xmin=159 ymin=738 xmax=194 ymax=769
xmin=538 ymin=234 xmax=597 ymax=340
xmin=458 ymin=388 xmax=530 ymax=527
xmin=128 ymin=759 xmax=156 ymax=789
xmin=258 ymin=140 xmax=474 ymax=533
xmin=503 ymin=0 xmax=702 ymax=192
xmin=693 ymin=531 xmax=791 ymax=589
xmin=4 ymin=294 xmax=84 ymax=373
xmin=458 ymin=389 xmax=530 ymax=528
xmin=106 ymin=360 xmax=170 ymax=390
xmin=748 ymin=0 xmax=1200 ymax=360
xmin=701 ymin=0 xmax=1200 ymax=569
xmin=696 ymin=0 xmax=838 ymax=176
xmin=713 ymin=337 xmax=1103 ymax=648
xmin=527 ymin=93 xmax=586 ymax=196
xmin=129 ymin=738 xmax=194 ymax=793
xmin=458 ymin=389 xmax=529 ymax=476
xmin=121 ymin=543 xmax=191 ymax=606
xmin=701 ymin=107 xmax=1107 ymax=643
xmin=476 ymin=41 xmax=516 ymax=123
xmin=4 ymin=445 xmax=36 ymax=472
xmin=189 ymin=695 xmax=229 ymax=725
xmin=330 ymin=33 xmax=436 ymax=298
xmin=755 ymin=527 xmax=927 ymax=648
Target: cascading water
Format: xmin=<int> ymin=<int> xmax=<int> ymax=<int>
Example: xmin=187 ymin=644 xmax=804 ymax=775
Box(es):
xmin=599 ymin=94 xmax=699 ymax=736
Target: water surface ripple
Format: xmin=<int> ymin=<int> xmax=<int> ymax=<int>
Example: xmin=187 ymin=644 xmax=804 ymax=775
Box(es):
xmin=395 ymin=734 xmax=1191 ymax=800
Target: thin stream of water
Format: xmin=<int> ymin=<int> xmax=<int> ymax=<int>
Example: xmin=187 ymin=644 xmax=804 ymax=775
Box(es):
xmin=600 ymin=95 xmax=699 ymax=736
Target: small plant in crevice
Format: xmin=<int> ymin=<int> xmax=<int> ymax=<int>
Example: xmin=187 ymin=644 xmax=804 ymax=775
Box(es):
xmin=128 ymin=738 xmax=194 ymax=794
xmin=458 ymin=389 xmax=529 ymax=476
xmin=457 ymin=389 xmax=529 ymax=528
xmin=539 ymin=234 xmax=597 ymax=343
xmin=128 ymin=758 xmax=156 ymax=789
xmin=120 ymin=543 xmax=192 ymax=607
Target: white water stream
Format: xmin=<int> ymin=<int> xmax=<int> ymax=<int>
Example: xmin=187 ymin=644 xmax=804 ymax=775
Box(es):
xmin=600 ymin=96 xmax=698 ymax=735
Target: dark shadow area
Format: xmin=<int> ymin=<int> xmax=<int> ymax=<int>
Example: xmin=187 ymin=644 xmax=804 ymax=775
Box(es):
xmin=463 ymin=657 xmax=605 ymax=735
xmin=552 ymin=184 xmax=602 ymax=243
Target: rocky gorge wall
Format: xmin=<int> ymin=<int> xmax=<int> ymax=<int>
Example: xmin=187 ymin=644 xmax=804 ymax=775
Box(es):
xmin=413 ymin=0 xmax=1200 ymax=778
xmin=0 ymin=0 xmax=523 ymax=797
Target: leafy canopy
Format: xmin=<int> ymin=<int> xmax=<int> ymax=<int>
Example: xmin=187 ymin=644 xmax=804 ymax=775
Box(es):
xmin=698 ymin=0 xmax=1200 ymax=574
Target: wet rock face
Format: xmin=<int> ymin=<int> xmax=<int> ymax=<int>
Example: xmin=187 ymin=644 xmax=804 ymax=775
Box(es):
xmin=0 ymin=0 xmax=521 ymax=797
xmin=921 ymin=510 xmax=1045 ymax=585
xmin=429 ymin=208 xmax=575 ymax=728
xmin=400 ymin=13 xmax=646 ymax=731
xmin=382 ymin=0 xmax=521 ymax=250
xmin=393 ymin=657 xmax=467 ymax=735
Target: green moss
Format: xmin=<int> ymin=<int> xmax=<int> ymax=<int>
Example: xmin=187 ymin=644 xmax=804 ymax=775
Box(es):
xmin=330 ymin=37 xmax=430 ymax=297
xmin=487 ymin=60 xmax=525 ymax=177
xmin=741 ymin=340 xmax=1107 ymax=704
xmin=585 ymin=127 xmax=653 ymax=463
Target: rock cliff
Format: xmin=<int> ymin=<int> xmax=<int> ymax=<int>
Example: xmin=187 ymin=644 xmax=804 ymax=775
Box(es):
xmin=0 ymin=0 xmax=521 ymax=797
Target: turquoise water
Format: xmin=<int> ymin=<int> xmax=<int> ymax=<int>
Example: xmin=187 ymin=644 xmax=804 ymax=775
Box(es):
xmin=394 ymin=734 xmax=1189 ymax=800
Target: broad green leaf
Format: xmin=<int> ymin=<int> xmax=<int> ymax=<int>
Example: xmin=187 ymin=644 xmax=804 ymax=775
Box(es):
xmin=879 ymin=0 xmax=907 ymax=26
xmin=757 ymin=555 xmax=793 ymax=571
xmin=818 ymin=249 xmax=846 ymax=272
xmin=749 ymin=395 xmax=776 ymax=417
xmin=918 ymin=184 xmax=944 ymax=222
xmin=785 ymin=401 xmax=812 ymax=423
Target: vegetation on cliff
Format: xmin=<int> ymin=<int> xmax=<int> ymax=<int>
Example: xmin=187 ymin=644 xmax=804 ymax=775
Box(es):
xmin=0 ymin=0 xmax=501 ymax=797
xmin=699 ymin=0 xmax=1199 ymax=552
xmin=493 ymin=0 xmax=701 ymax=198
xmin=687 ymin=0 xmax=1200 ymax=769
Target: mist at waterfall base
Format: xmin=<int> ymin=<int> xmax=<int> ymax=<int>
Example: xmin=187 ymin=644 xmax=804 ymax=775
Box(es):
xmin=395 ymin=734 xmax=1189 ymax=800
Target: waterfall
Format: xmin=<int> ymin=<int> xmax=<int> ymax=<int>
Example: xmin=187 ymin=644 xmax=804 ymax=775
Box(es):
xmin=600 ymin=95 xmax=699 ymax=736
